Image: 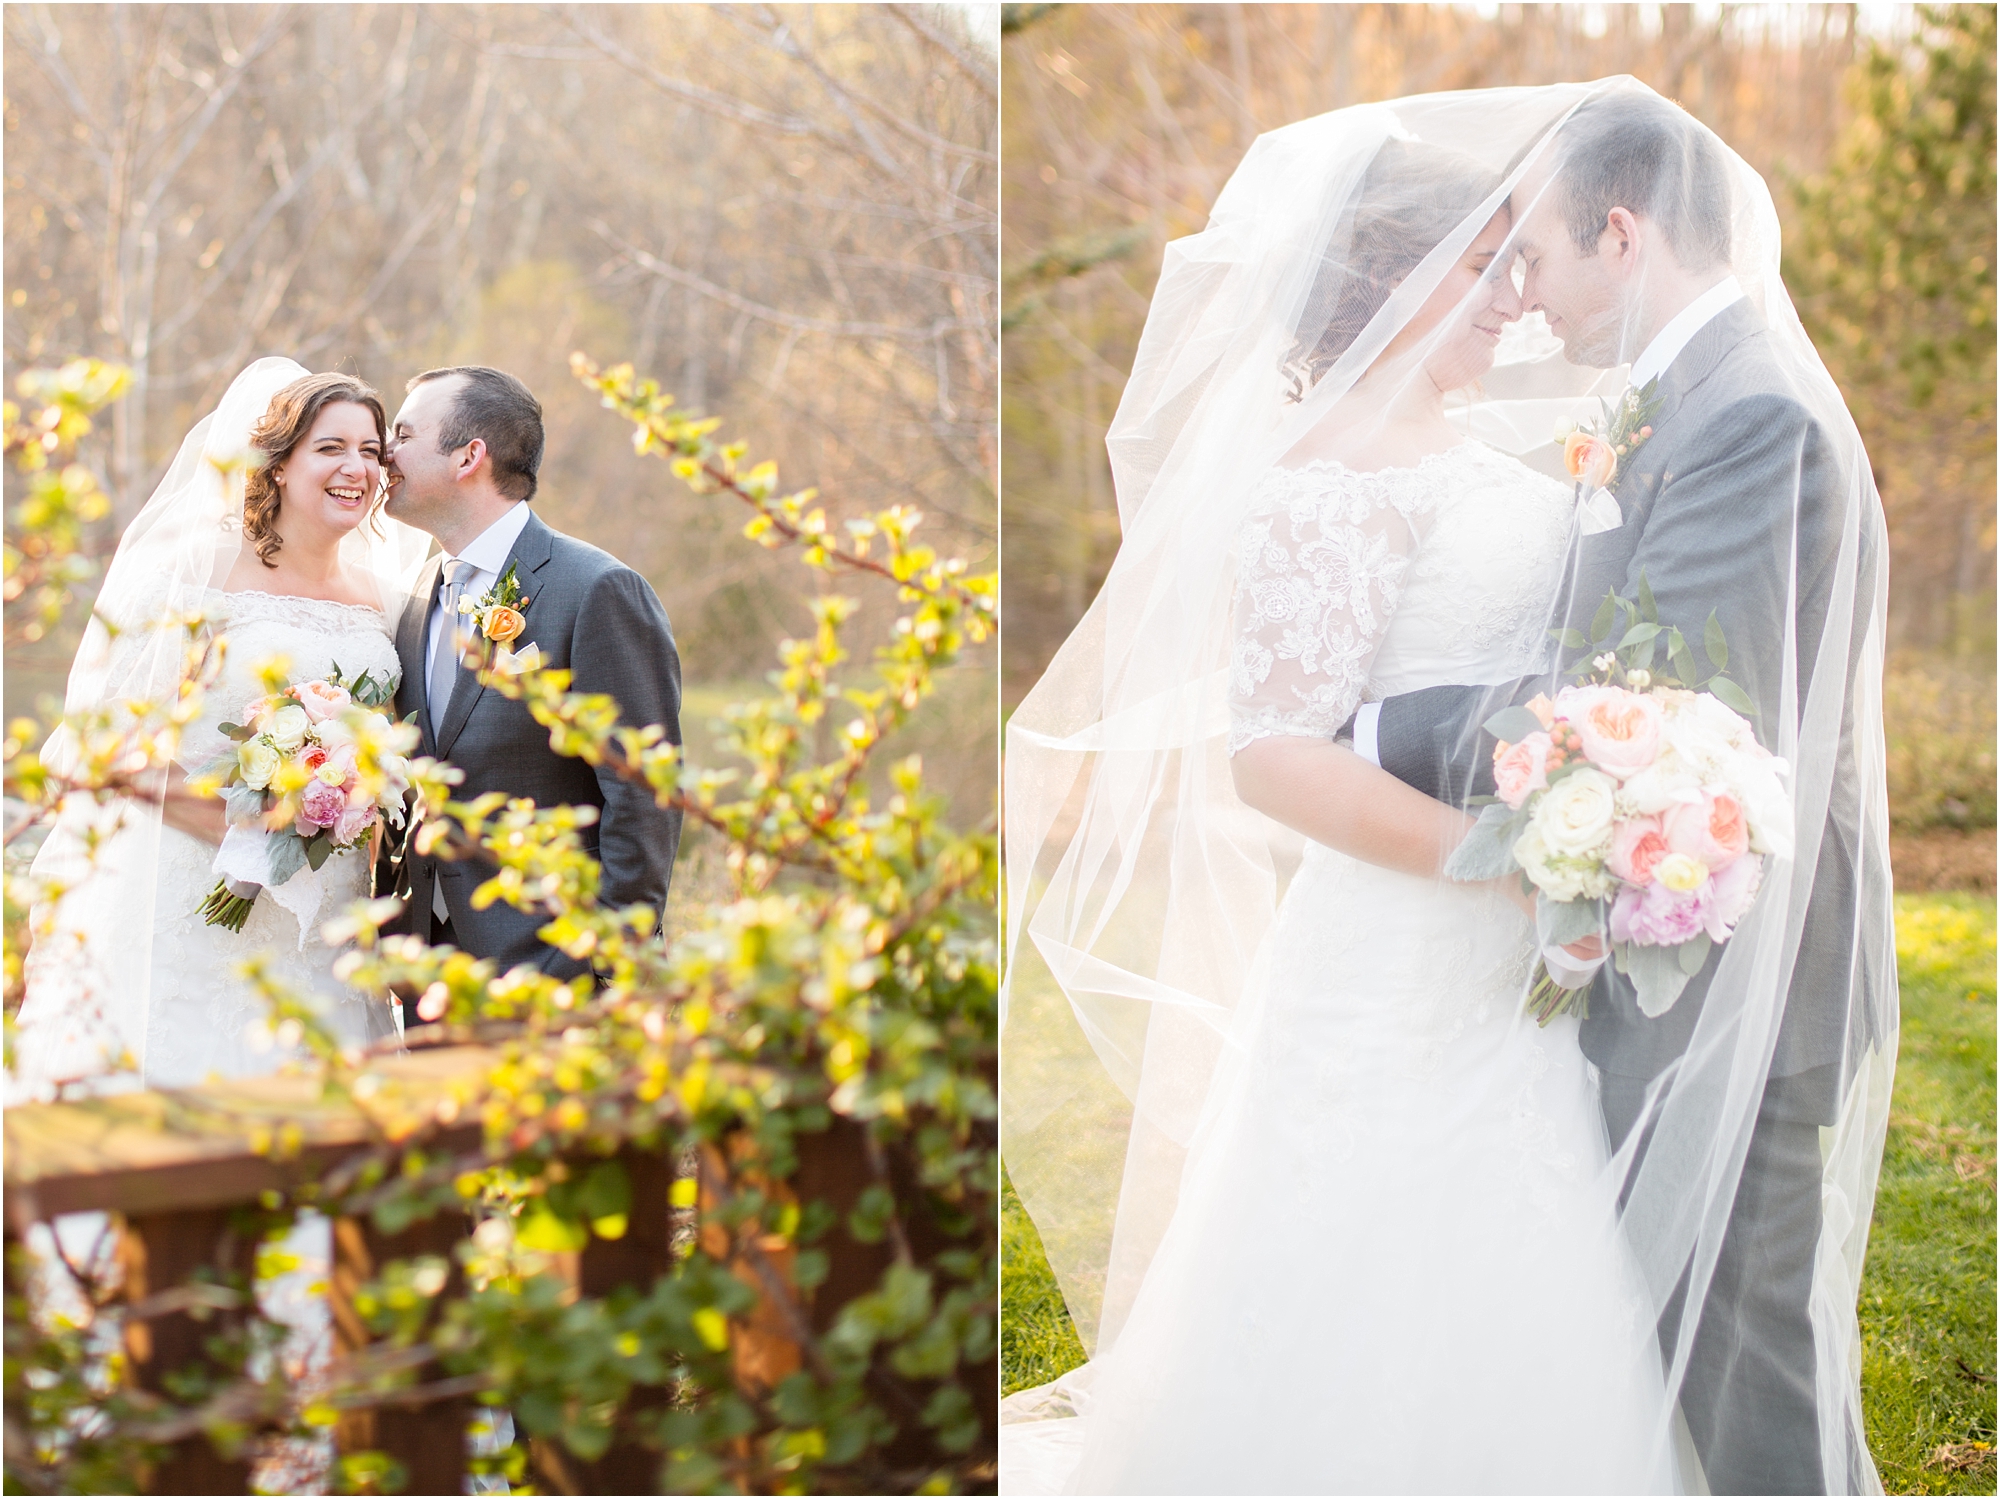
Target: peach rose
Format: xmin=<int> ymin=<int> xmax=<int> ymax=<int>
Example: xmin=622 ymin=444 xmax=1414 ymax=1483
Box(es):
xmin=1607 ymin=814 xmax=1671 ymax=886
xmin=1573 ymin=687 xmax=1662 ymax=780
xmin=1492 ymin=731 xmax=1552 ymax=810
xmin=290 ymin=678 xmax=353 ymax=723
xmin=1564 ymin=431 xmax=1618 ymax=489
xmin=482 ymin=604 xmax=526 ymax=643
xmin=1664 ymin=790 xmax=1748 ymax=870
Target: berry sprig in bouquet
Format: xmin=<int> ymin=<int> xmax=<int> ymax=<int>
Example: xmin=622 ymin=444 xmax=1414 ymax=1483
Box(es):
xmin=1445 ymin=577 xmax=1792 ymax=1022
xmin=194 ymin=664 xmax=418 ymax=933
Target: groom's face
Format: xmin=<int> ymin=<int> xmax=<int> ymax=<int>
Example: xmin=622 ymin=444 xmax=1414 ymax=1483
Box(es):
xmin=384 ymin=375 xmax=465 ymax=531
xmin=1512 ymin=161 xmax=1630 ymax=369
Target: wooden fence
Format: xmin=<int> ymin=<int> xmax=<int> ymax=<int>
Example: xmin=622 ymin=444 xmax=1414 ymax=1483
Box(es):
xmin=4 ymin=1040 xmax=961 ymax=1495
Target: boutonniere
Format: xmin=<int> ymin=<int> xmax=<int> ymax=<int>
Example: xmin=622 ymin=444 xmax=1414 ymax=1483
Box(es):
xmin=1555 ymin=376 xmax=1662 ymax=497
xmin=458 ymin=560 xmax=532 ymax=644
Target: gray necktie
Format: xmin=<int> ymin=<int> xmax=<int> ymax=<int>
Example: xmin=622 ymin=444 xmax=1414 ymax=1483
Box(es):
xmin=428 ymin=558 xmax=476 ymax=743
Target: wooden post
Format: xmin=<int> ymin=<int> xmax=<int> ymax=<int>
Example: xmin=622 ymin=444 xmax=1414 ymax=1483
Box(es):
xmin=328 ymin=1208 xmax=470 ymax=1497
xmin=120 ymin=1208 xmax=255 ymax=1495
xmin=544 ymin=1142 xmax=676 ymax=1495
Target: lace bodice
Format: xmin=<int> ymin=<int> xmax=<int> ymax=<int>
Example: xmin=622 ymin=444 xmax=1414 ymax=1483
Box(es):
xmin=179 ymin=589 xmax=401 ymax=769
xmin=1227 ymin=441 xmax=1573 ymax=753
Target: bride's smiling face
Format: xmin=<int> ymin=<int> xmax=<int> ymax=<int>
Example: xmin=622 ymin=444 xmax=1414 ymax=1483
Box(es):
xmin=1377 ymin=210 xmax=1523 ymax=392
xmin=271 ymin=401 xmax=384 ymax=538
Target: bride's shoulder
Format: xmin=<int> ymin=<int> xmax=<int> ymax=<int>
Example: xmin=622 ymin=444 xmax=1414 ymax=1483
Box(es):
xmin=1246 ymin=441 xmax=1482 ymax=526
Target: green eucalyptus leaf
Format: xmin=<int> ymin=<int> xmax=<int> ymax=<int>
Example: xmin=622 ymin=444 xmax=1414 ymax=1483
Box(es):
xmin=1636 ymin=569 xmax=1658 ymax=623
xmin=1536 ymin=894 xmax=1603 ymax=948
xmin=1618 ymin=622 xmax=1662 ymax=647
xmin=1706 ymin=675 xmax=1757 ymax=716
xmin=1704 ymin=609 xmax=1729 ymax=672
xmin=1443 ymin=803 xmax=1526 ymax=882
xmin=1482 ymin=705 xmax=1548 ymax=744
xmin=1590 ymin=591 xmax=1617 ymax=643
xmin=1677 ymin=932 xmax=1714 ymax=976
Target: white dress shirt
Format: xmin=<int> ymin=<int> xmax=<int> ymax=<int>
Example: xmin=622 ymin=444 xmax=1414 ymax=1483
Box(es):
xmin=424 ymin=501 xmax=533 ymax=689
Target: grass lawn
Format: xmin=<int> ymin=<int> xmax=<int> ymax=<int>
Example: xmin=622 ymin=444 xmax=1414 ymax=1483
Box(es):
xmin=1000 ymin=892 xmax=1998 ymax=1493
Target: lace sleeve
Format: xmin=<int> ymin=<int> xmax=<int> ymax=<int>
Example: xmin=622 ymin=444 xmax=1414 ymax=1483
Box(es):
xmin=1226 ymin=466 xmax=1425 ymax=754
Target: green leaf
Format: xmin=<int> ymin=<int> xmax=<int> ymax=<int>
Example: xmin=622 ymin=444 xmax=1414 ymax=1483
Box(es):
xmin=1636 ymin=569 xmax=1658 ymax=624
xmin=1618 ymin=622 xmax=1662 ymax=647
xmin=218 ymin=721 xmax=253 ymax=741
xmin=1482 ymin=705 xmax=1549 ymax=744
xmin=516 ymin=1202 xmax=589 ymax=1253
xmin=1632 ymin=631 xmax=1658 ymax=671
xmin=304 ymin=832 xmax=334 ymax=871
xmin=1667 ymin=628 xmax=1697 ymax=686
xmin=1551 ymin=626 xmax=1591 ymax=650
xmin=1703 ymin=609 xmax=1729 ymax=672
xmin=1537 ymin=894 xmax=1603 ymax=948
xmin=580 ymin=1159 xmax=632 ymax=1238
xmin=1443 ymin=803 xmax=1526 ymax=882
xmin=1677 ymin=933 xmax=1714 ymax=976
xmin=266 ymin=830 xmax=307 ymax=886
xmin=1590 ymin=590 xmax=1618 ymax=644
xmin=1706 ymin=675 xmax=1757 ymax=717
xmin=1616 ymin=940 xmax=1695 ymax=1017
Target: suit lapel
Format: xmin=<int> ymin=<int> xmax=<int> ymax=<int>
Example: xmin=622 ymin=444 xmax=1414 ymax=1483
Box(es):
xmin=400 ymin=553 xmax=443 ymax=757
xmin=434 ymin=511 xmax=556 ymax=758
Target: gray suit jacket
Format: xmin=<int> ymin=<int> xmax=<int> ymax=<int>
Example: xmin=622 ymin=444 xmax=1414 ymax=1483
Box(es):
xmin=391 ymin=509 xmax=683 ymax=980
xmin=1369 ymin=300 xmax=1887 ymax=1121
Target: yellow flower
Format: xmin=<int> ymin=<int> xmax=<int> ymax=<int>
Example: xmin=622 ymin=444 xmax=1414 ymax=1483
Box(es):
xmin=1655 ymin=852 xmax=1709 ymax=892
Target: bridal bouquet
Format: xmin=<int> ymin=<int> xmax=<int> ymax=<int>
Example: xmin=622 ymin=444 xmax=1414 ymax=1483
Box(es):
xmin=1446 ymin=583 xmax=1793 ymax=1022
xmin=196 ymin=666 xmax=417 ymax=933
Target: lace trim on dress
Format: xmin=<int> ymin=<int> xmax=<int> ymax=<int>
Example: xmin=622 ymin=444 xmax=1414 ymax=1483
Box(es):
xmin=210 ymin=587 xmax=391 ymax=627
xmin=1225 ymin=446 xmax=1468 ymax=755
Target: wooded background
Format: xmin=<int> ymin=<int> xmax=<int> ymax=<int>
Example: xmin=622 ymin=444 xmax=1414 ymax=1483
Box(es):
xmin=1000 ymin=3 xmax=1995 ymax=736
xmin=3 ymin=2 xmax=998 ymax=814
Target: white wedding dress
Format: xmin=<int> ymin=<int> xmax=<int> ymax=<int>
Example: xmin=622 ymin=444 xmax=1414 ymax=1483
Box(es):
xmin=14 ymin=588 xmax=401 ymax=1092
xmin=1003 ymin=442 xmax=1682 ymax=1495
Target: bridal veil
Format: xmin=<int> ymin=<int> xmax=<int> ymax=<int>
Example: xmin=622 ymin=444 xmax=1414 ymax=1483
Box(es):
xmin=1002 ymin=78 xmax=1894 ymax=1491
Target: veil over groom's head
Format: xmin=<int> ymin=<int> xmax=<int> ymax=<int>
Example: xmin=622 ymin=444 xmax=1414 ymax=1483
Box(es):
xmin=1510 ymin=89 xmax=1737 ymax=367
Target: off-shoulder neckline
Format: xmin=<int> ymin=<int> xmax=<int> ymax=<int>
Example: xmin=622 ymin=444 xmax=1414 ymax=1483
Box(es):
xmin=1271 ymin=440 xmax=1481 ymax=481
xmin=210 ymin=587 xmax=388 ymax=617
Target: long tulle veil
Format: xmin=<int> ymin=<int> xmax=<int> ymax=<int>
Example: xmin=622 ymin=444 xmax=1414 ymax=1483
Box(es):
xmin=1002 ymin=77 xmax=1894 ymax=1494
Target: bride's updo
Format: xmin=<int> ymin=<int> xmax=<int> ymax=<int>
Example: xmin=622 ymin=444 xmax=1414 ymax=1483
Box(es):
xmin=242 ymin=372 xmax=387 ymax=567
xmin=1283 ymin=139 xmax=1501 ymax=399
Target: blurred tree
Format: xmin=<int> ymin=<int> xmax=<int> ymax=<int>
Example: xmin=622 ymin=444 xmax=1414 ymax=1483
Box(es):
xmin=1786 ymin=2 xmax=1996 ymax=653
xmin=4 ymin=4 xmax=996 ymax=760
xmin=1000 ymin=3 xmax=1917 ymax=698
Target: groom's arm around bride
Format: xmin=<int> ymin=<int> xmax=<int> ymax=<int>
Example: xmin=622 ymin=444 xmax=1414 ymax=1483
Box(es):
xmin=383 ymin=365 xmax=683 ymax=996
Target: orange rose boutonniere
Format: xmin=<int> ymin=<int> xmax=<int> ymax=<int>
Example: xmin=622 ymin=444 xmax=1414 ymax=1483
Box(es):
xmin=1555 ymin=376 xmax=1663 ymax=500
xmin=457 ymin=560 xmax=534 ymax=664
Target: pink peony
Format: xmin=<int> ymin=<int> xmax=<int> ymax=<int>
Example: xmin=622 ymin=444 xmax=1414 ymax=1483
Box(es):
xmin=1704 ymin=851 xmax=1763 ymax=940
xmin=1609 ymin=878 xmax=1710 ymax=947
xmin=1573 ymin=687 xmax=1662 ymax=780
xmin=1607 ymin=814 xmax=1671 ymax=886
xmin=1664 ymin=791 xmax=1749 ymax=871
xmin=331 ymin=803 xmax=376 ymax=847
xmin=1493 ymin=732 xmax=1552 ymax=810
xmin=290 ymin=678 xmax=353 ymax=723
xmin=298 ymin=777 xmax=346 ymax=831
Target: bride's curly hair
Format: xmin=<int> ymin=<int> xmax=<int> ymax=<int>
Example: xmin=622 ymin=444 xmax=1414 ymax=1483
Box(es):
xmin=1283 ymin=140 xmax=1502 ymax=401
xmin=242 ymin=373 xmax=388 ymax=568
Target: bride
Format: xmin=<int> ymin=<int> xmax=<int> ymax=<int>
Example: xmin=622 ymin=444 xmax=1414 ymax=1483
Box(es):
xmin=1001 ymin=79 xmax=1890 ymax=1497
xmin=14 ymin=357 xmax=424 ymax=1096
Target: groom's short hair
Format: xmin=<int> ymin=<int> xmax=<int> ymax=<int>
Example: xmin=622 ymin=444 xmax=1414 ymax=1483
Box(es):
xmin=1553 ymin=92 xmax=1732 ymax=273
xmin=407 ymin=365 xmax=544 ymax=502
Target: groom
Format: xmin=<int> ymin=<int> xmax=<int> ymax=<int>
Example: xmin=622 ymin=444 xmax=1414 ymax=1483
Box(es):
xmin=381 ymin=365 xmax=682 ymax=1004
xmin=1344 ymin=94 xmax=1886 ymax=1493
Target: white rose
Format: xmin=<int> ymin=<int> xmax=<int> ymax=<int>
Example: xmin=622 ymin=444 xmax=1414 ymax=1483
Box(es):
xmin=313 ymin=713 xmax=358 ymax=751
xmin=267 ymin=703 xmax=310 ymax=754
xmin=1532 ymin=767 xmax=1618 ymax=859
xmin=238 ymin=736 xmax=280 ymax=790
xmin=1512 ymin=823 xmax=1615 ymax=903
xmin=1617 ymin=748 xmax=1706 ymax=817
